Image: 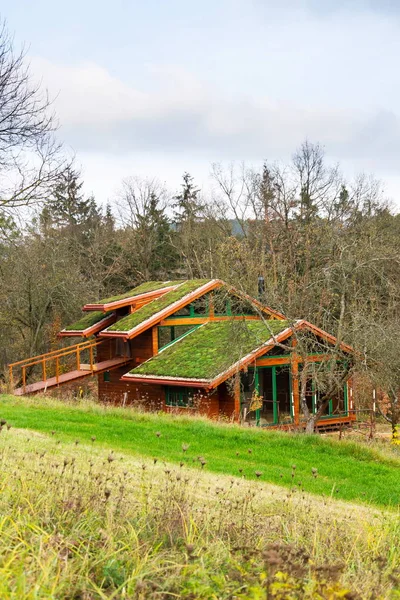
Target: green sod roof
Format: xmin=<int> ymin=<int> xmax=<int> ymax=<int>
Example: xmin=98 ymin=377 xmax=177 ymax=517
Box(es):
xmin=64 ymin=311 xmax=114 ymax=332
xmin=106 ymin=279 xmax=213 ymax=333
xmin=129 ymin=320 xmax=289 ymax=381
xmin=96 ymin=280 xmax=183 ymax=305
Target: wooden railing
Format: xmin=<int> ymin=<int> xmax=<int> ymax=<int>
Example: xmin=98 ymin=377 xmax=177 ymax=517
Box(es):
xmin=9 ymin=339 xmax=104 ymax=393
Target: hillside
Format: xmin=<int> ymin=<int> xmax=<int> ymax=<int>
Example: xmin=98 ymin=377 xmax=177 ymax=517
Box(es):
xmin=0 ymin=407 xmax=398 ymax=598
xmin=1 ymin=394 xmax=399 ymax=508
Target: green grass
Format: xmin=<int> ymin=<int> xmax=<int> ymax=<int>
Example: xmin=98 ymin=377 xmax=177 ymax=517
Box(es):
xmin=132 ymin=320 xmax=289 ymax=379
xmin=63 ymin=310 xmax=114 ymax=331
xmin=97 ymin=280 xmax=183 ymax=304
xmin=1 ymin=394 xmax=399 ymax=508
xmin=107 ymin=279 xmax=211 ymax=332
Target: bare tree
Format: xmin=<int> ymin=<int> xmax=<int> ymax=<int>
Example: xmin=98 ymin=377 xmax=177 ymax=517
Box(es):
xmin=0 ymin=20 xmax=66 ymax=229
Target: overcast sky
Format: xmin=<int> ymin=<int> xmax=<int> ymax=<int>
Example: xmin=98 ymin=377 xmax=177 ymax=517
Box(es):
xmin=3 ymin=0 xmax=400 ymax=206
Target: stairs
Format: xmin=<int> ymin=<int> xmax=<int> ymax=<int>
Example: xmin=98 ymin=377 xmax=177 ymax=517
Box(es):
xmin=9 ymin=340 xmax=130 ymax=396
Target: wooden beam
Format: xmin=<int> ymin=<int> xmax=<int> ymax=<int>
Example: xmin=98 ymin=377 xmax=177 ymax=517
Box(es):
xmin=152 ymin=326 xmax=158 ymax=356
xmin=291 ymin=340 xmax=300 ymax=426
xmin=209 ymin=293 xmax=215 ymax=321
xmin=234 ymin=376 xmax=240 ymax=422
xmin=256 ymin=353 xmax=331 ymax=367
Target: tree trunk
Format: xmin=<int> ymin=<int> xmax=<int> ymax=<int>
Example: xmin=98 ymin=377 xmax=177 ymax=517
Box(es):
xmin=305 ymin=416 xmax=316 ymax=434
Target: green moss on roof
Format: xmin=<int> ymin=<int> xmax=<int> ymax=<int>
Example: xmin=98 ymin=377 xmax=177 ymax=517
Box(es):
xmin=64 ymin=311 xmax=114 ymax=332
xmin=97 ymin=280 xmax=184 ymax=305
xmin=130 ymin=320 xmax=289 ymax=380
xmin=107 ymin=279 xmax=212 ymax=333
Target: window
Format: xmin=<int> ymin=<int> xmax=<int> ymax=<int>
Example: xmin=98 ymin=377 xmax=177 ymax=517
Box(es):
xmin=115 ymin=338 xmax=130 ymax=358
xmin=165 ymin=386 xmax=196 ymax=408
xmin=158 ymin=325 xmax=198 ymax=350
xmin=103 ymin=371 xmax=111 ymax=382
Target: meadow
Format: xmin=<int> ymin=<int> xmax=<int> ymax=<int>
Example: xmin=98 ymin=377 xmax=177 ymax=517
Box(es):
xmin=0 ymin=394 xmax=399 ymax=598
xmin=0 ymin=394 xmax=399 ymax=507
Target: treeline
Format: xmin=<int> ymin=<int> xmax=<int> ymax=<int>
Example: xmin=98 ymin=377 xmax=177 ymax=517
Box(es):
xmin=1 ymin=144 xmax=399 ymax=372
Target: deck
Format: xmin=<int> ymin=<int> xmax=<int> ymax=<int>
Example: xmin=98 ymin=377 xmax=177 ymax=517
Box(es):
xmin=14 ymin=358 xmax=129 ymax=396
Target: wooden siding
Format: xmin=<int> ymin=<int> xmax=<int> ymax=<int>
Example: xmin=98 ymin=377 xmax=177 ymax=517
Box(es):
xmin=97 ymin=330 xmax=154 ymax=404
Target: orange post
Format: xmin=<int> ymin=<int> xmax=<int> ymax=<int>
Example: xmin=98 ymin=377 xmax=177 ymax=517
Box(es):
xmin=42 ymin=359 xmax=47 ymax=381
xmin=56 ymin=357 xmax=59 ymax=384
xmin=22 ymin=366 xmax=26 ymax=393
xmin=234 ymin=376 xmax=241 ymax=422
xmin=152 ymin=327 xmax=158 ymax=356
xmin=209 ymin=293 xmax=215 ymax=321
xmin=89 ymin=345 xmax=94 ymax=372
xmin=76 ymin=347 xmax=80 ymax=370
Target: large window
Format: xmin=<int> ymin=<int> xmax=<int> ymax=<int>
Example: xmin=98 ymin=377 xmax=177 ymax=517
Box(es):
xmin=165 ymin=386 xmax=196 ymax=408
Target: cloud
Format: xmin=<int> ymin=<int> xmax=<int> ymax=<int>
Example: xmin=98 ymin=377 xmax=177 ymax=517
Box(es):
xmin=31 ymin=57 xmax=386 ymax=157
xmin=27 ymin=56 xmax=400 ymax=208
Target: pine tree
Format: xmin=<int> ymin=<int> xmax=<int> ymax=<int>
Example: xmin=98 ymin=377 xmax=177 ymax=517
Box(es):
xmin=40 ymin=167 xmax=102 ymax=243
xmin=173 ymin=172 xmax=204 ymax=227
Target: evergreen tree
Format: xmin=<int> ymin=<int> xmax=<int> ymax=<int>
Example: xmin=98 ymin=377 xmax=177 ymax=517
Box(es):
xmin=40 ymin=167 xmax=102 ymax=244
xmin=173 ymin=172 xmax=204 ymax=227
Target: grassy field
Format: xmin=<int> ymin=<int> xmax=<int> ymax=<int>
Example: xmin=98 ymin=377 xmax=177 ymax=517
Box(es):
xmin=0 ymin=423 xmax=399 ymax=598
xmin=0 ymin=394 xmax=399 ymax=508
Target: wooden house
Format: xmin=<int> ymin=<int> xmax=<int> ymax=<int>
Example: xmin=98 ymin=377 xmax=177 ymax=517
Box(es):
xmin=10 ymin=279 xmax=356 ymax=429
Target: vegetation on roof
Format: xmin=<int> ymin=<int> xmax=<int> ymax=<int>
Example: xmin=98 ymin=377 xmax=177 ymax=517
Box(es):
xmin=96 ymin=280 xmax=184 ymax=305
xmin=64 ymin=311 xmax=114 ymax=332
xmin=130 ymin=320 xmax=289 ymax=380
xmin=107 ymin=279 xmax=212 ymax=333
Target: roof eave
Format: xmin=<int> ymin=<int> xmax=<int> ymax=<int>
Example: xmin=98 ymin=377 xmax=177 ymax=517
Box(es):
xmin=82 ymin=284 xmax=180 ymax=312
xmin=58 ymin=314 xmax=116 ymax=338
xmin=120 ymin=373 xmax=212 ymax=388
xmin=100 ymin=279 xmax=223 ymax=339
xmin=294 ymin=320 xmax=354 ymax=353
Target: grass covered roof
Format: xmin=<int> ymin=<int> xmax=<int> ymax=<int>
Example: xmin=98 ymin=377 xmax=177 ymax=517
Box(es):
xmin=129 ymin=320 xmax=289 ymax=381
xmin=106 ymin=279 xmax=212 ymax=333
xmin=64 ymin=311 xmax=114 ymax=332
xmin=96 ymin=280 xmax=183 ymax=305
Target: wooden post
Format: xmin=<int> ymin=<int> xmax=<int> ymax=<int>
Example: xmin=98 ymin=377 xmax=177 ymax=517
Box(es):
xmin=234 ymin=376 xmax=241 ymax=423
xmin=209 ymin=293 xmax=215 ymax=321
xmin=22 ymin=366 xmax=26 ymax=394
xmin=272 ymin=366 xmax=278 ymax=424
xmin=76 ymin=347 xmax=80 ymax=370
xmin=152 ymin=326 xmax=158 ymax=356
xmin=56 ymin=357 xmax=59 ymax=384
xmin=9 ymin=365 xmax=13 ymax=389
xmin=42 ymin=359 xmax=46 ymax=382
xmin=291 ymin=340 xmax=300 ymax=426
xmin=89 ymin=345 xmax=94 ymax=373
xmin=255 ymin=367 xmax=260 ymax=426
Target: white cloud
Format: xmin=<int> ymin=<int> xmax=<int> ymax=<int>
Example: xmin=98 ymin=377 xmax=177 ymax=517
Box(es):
xmin=29 ymin=56 xmax=400 ymax=206
xmin=31 ymin=57 xmax=377 ymax=154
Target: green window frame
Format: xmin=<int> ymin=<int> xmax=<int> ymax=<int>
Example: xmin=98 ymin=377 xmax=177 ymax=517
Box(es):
xmin=165 ymin=386 xmax=196 ymax=408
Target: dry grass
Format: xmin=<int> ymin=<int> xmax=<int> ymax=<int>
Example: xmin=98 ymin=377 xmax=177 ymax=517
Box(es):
xmin=0 ymin=425 xmax=398 ymax=599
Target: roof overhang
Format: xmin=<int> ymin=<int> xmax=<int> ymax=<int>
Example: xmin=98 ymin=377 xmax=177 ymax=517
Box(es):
xmin=58 ymin=313 xmax=116 ymax=338
xmin=100 ymin=279 xmax=224 ymax=340
xmin=120 ymin=373 xmax=212 ymax=388
xmin=83 ymin=285 xmax=180 ymax=312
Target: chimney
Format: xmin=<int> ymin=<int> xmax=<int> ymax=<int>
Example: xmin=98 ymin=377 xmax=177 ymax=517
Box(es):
xmin=258 ymin=276 xmax=265 ymax=299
